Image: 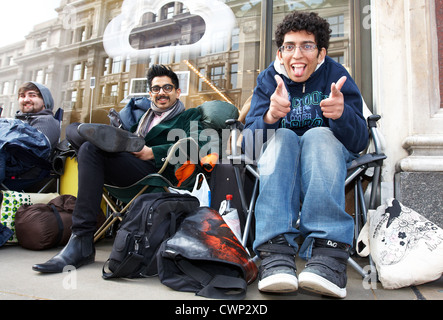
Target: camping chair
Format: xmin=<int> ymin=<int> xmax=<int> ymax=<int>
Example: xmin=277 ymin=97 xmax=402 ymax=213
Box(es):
xmin=1 ymin=108 xmax=65 ymax=193
xmin=226 ymin=104 xmax=386 ymax=279
xmin=94 ymin=136 xmax=200 ymax=242
xmin=94 ymin=100 xmax=240 ymax=242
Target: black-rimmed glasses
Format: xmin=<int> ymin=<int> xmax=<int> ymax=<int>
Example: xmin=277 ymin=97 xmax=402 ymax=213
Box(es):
xmin=150 ymin=84 xmax=175 ymax=93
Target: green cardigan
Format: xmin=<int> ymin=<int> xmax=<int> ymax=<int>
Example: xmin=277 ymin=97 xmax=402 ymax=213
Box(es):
xmin=131 ymin=107 xmax=203 ymax=183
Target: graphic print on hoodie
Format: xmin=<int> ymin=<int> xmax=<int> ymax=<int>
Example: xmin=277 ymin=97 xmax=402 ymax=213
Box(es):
xmin=281 ymin=89 xmax=329 ymax=133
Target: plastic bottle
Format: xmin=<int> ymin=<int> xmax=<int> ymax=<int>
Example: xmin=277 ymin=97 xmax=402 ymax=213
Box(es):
xmin=220 ymin=194 xmax=242 ymax=241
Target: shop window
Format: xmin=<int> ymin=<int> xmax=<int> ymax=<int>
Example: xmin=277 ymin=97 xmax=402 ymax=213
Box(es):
xmin=110 ymin=84 xmax=119 ymax=103
xmin=71 ymin=90 xmax=77 ymax=103
xmin=210 ymin=65 xmax=225 ymax=89
xmin=112 ymin=56 xmax=123 ymax=74
xmin=37 ymin=40 xmax=47 ymax=51
xmin=2 ymin=81 xmax=9 ymax=95
xmin=124 ymin=57 xmax=131 ymax=72
xmin=230 ymin=63 xmax=238 ymax=89
xmin=231 ymin=28 xmax=240 ymax=51
xmin=103 ymin=58 xmax=110 ymax=76
xmin=159 ymin=47 xmax=172 ymax=65
xmin=77 ymin=26 xmax=86 ymax=42
xmin=331 ymin=54 xmax=345 ymax=66
xmin=166 ymin=4 xmax=175 ymax=20
xmin=36 ymin=70 xmax=44 ymax=84
xmin=1 ymin=0 xmax=365 ymax=126
xmin=73 ymin=64 xmax=82 ymax=81
xmin=327 ymin=15 xmax=345 ymax=38
xmin=198 ymin=68 xmax=206 ymax=92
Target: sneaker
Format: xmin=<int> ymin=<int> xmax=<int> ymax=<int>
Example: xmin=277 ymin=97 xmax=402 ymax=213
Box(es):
xmin=258 ymin=254 xmax=298 ymax=293
xmin=78 ymin=123 xmax=145 ymax=153
xmin=299 ymin=239 xmax=349 ymax=299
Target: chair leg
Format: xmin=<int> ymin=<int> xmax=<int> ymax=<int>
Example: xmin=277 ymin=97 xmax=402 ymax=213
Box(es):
xmin=241 ymin=178 xmax=259 ymax=248
xmin=94 ymin=185 xmax=150 ymax=242
xmin=349 ymin=175 xmax=378 ymax=279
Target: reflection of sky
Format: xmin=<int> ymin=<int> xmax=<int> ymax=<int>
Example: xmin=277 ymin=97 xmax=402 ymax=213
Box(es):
xmin=0 ymin=0 xmax=59 ymax=47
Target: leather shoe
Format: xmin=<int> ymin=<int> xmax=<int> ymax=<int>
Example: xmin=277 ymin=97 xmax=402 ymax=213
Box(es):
xmin=78 ymin=123 xmax=145 ymax=153
xmin=32 ymin=234 xmax=95 ymax=273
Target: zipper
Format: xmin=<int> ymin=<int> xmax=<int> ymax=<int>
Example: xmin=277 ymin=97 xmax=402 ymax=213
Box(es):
xmin=134 ymin=235 xmax=142 ymax=253
xmin=141 ymin=194 xmax=198 ymax=251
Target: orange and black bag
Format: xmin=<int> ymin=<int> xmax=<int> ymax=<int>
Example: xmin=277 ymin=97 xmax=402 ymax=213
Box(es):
xmin=157 ymin=207 xmax=258 ymax=300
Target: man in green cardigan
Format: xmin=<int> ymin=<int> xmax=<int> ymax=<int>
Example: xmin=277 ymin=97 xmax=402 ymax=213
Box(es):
xmin=33 ymin=65 xmax=203 ymax=273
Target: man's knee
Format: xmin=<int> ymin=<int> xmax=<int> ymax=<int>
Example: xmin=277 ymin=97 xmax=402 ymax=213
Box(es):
xmin=77 ymin=141 xmax=99 ymax=161
xmin=270 ymin=128 xmax=299 ymax=147
xmin=302 ymin=127 xmax=333 ymax=142
xmin=301 ymin=127 xmax=342 ymax=151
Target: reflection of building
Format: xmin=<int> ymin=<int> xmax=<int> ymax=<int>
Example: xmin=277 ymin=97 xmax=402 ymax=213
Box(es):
xmin=0 ymin=0 xmax=352 ymax=128
xmin=0 ymin=0 xmax=252 ymax=126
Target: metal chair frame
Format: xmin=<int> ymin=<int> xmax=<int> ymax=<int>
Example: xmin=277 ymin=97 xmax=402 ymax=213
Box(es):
xmin=227 ymin=115 xmax=386 ymax=279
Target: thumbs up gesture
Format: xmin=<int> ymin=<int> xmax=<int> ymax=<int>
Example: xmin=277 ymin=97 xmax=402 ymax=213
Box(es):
xmin=320 ymin=76 xmax=347 ymax=120
xmin=264 ymin=75 xmax=291 ymax=124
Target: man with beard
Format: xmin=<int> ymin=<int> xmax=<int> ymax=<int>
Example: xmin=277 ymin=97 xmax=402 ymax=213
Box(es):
xmin=32 ymin=64 xmax=202 ymax=273
xmin=0 ymin=82 xmax=60 ymax=186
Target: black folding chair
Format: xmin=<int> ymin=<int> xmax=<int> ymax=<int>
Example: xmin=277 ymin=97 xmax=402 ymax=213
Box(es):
xmin=226 ymin=111 xmax=386 ymax=278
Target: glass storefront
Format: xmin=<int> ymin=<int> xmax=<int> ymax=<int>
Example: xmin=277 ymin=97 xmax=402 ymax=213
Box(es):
xmin=0 ymin=0 xmax=371 ymax=134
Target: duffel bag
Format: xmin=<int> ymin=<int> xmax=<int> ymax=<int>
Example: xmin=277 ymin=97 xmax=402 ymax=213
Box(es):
xmin=157 ymin=206 xmax=258 ymax=300
xmin=15 ymin=195 xmax=76 ymax=250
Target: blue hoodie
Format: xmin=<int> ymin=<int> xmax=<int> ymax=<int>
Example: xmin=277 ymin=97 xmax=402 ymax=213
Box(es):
xmin=245 ymin=56 xmax=369 ymax=154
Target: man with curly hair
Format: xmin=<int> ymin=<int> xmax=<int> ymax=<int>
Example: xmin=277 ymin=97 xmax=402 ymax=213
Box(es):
xmin=245 ymin=11 xmax=368 ymax=298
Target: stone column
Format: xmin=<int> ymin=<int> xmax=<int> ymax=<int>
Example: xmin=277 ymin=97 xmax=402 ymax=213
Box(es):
xmin=371 ymin=0 xmax=443 ymax=227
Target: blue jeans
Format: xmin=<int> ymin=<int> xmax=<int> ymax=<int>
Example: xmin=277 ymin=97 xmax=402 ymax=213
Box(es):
xmin=253 ymin=128 xmax=358 ymax=260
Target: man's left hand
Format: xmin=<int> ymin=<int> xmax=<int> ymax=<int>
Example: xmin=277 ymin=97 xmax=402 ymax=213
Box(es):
xmin=320 ymin=76 xmax=347 ymax=120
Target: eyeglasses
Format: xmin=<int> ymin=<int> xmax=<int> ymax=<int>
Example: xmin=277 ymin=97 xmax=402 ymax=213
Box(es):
xmin=150 ymin=84 xmax=175 ymax=94
xmin=280 ymin=43 xmax=318 ymax=54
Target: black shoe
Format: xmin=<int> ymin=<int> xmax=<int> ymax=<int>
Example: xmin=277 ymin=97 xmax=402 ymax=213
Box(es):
xmin=258 ymin=254 xmax=298 ymax=293
xmin=299 ymin=239 xmax=349 ymax=299
xmin=32 ymin=234 xmax=95 ymax=273
xmin=257 ymin=235 xmax=298 ymax=293
xmin=78 ymin=123 xmax=145 ymax=153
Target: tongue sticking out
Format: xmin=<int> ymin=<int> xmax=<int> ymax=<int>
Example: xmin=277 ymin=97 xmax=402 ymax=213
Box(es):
xmin=294 ymin=65 xmax=305 ymax=77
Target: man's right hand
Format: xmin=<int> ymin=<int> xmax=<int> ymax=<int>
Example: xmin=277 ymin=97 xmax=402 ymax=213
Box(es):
xmin=264 ymin=75 xmax=291 ymax=124
xmin=132 ymin=145 xmax=154 ymax=161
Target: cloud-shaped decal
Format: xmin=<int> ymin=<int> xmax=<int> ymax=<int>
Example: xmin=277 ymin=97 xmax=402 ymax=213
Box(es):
xmin=103 ymin=0 xmax=236 ymax=59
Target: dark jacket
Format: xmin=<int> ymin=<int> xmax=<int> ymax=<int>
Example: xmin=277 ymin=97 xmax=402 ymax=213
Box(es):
xmin=130 ymin=107 xmax=203 ymax=184
xmin=15 ymin=109 xmax=60 ymax=149
xmin=245 ymin=56 xmax=369 ymax=154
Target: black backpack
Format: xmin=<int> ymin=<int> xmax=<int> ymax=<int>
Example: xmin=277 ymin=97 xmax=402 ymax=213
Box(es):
xmin=102 ymin=192 xmax=200 ymax=279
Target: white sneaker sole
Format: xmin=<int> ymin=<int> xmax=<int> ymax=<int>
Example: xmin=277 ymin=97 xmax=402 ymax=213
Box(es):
xmin=299 ymin=272 xmax=347 ymax=299
xmin=258 ymin=273 xmax=299 ymax=293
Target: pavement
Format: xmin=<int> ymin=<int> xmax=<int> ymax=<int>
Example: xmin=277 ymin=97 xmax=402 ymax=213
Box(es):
xmin=1 ymin=237 xmax=442 ymax=303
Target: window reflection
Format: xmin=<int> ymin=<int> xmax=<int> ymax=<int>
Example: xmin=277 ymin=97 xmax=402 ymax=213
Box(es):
xmin=0 ymin=0 xmax=355 ymax=131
